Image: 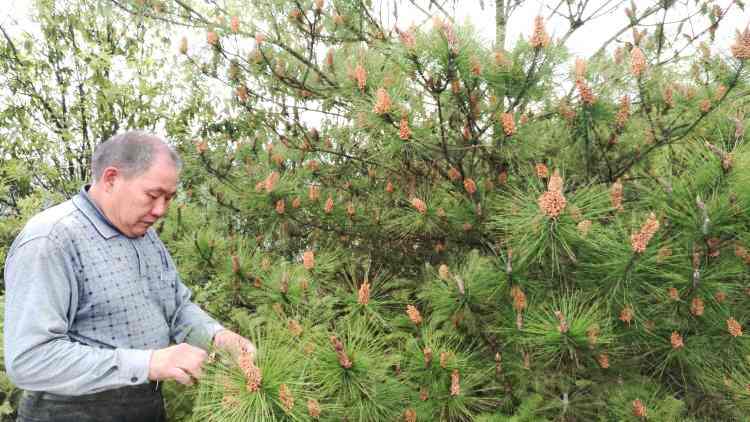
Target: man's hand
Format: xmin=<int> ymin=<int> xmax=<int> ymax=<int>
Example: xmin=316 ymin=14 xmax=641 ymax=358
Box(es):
xmin=148 ymin=343 xmax=208 ymax=385
xmin=213 ymin=329 xmax=256 ymax=358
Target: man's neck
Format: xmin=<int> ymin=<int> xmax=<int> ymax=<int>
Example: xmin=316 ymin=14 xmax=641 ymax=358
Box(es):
xmin=87 ymin=183 xmax=112 ymax=221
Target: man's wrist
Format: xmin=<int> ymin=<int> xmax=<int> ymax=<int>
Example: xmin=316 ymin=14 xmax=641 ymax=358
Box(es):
xmin=119 ymin=348 xmax=152 ymax=385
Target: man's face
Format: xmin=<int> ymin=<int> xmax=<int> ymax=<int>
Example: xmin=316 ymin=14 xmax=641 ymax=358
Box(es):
xmin=109 ymin=153 xmax=178 ymax=237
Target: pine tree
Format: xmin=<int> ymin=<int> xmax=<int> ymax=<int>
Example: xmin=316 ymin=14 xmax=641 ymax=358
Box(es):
xmin=139 ymin=1 xmax=750 ymax=420
xmin=8 ymin=0 xmax=749 ymax=420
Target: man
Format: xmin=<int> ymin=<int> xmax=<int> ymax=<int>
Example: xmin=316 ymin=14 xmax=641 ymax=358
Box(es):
xmin=4 ymin=131 xmax=255 ymax=421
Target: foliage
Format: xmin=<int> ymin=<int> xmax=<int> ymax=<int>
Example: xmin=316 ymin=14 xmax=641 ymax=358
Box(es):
xmin=2 ymin=0 xmax=750 ymax=421
xmin=0 ymin=297 xmax=19 ymax=422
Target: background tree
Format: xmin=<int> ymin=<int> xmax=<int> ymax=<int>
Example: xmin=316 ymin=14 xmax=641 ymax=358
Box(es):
xmin=0 ymin=1 xmax=189 ymax=419
xmin=0 ymin=0 xmax=184 ymax=274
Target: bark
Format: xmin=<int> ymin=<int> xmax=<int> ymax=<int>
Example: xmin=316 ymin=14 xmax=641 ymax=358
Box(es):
xmin=495 ymin=0 xmax=506 ymax=50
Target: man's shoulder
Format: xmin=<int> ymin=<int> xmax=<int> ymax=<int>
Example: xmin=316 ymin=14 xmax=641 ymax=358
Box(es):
xmin=11 ymin=199 xmax=83 ymax=249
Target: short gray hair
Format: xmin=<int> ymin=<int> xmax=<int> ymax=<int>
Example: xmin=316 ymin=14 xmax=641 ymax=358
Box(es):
xmin=91 ymin=131 xmax=182 ymax=181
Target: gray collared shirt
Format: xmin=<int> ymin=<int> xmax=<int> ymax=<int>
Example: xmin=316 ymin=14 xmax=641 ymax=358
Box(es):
xmin=3 ymin=186 xmax=223 ymax=395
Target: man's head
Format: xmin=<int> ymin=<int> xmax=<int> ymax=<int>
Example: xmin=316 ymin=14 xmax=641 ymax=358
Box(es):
xmin=89 ymin=131 xmax=181 ymax=238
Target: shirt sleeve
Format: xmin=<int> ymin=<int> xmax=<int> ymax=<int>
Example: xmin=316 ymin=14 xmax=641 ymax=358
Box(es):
xmin=162 ymin=247 xmax=224 ymax=350
xmin=3 ymin=237 xmax=152 ymax=395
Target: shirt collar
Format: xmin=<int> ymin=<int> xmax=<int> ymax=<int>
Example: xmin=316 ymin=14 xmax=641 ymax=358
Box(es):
xmin=72 ymin=185 xmax=122 ymax=239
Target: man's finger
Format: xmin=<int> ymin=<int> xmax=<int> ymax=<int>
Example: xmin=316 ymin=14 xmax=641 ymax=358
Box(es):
xmin=183 ymin=362 xmax=204 ymax=380
xmin=172 ymin=367 xmax=194 ymax=386
xmin=193 ymin=348 xmax=209 ymax=362
xmin=242 ymin=342 xmax=257 ymax=359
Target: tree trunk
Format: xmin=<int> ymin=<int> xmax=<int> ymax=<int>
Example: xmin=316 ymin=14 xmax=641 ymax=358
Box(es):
xmin=495 ymin=0 xmax=506 ymax=50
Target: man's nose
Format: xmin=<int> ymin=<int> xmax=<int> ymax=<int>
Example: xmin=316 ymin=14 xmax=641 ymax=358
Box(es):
xmin=151 ymin=197 xmax=168 ymax=217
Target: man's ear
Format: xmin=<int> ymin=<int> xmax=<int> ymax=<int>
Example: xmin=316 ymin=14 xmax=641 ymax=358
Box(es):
xmin=100 ymin=167 xmax=120 ymax=191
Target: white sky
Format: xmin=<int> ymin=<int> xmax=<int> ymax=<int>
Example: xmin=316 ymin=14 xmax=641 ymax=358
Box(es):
xmin=2 ymin=1 xmax=748 ymax=58
xmin=395 ymin=0 xmax=748 ymax=57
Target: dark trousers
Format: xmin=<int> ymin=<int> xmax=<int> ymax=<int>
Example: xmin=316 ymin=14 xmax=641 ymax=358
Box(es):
xmin=16 ymin=383 xmax=166 ymax=422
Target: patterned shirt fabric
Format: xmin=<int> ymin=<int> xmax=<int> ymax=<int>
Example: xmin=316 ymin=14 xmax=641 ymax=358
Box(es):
xmin=3 ymin=186 xmax=223 ymax=395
